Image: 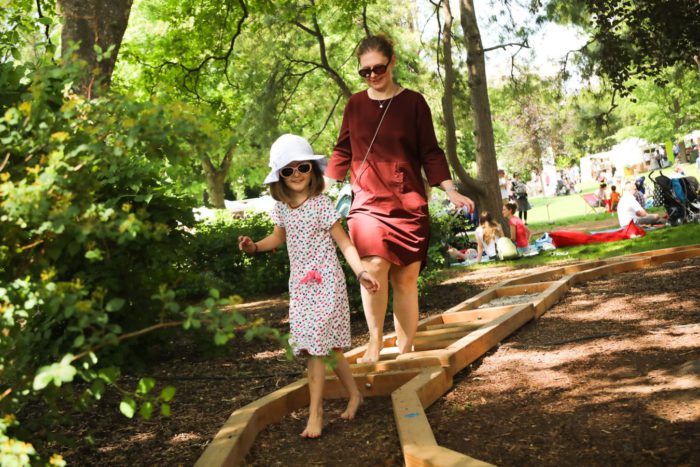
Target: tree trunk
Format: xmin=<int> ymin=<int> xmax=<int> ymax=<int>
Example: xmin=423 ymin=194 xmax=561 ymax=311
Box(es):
xmin=57 ymin=0 xmax=133 ymax=97
xmin=201 ymin=145 xmax=235 ymax=209
xmin=458 ymin=0 xmax=506 ymax=230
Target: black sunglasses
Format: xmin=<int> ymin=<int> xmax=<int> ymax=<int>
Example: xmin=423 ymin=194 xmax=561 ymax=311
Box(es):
xmin=358 ymin=61 xmax=390 ymax=78
xmin=280 ymin=162 xmax=313 ymax=178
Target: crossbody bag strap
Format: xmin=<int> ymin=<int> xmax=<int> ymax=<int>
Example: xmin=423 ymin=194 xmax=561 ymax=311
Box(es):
xmin=351 ymin=91 xmax=397 ymax=187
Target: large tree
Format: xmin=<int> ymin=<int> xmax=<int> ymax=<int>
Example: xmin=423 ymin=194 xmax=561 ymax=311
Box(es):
xmin=57 ymin=0 xmax=134 ymax=96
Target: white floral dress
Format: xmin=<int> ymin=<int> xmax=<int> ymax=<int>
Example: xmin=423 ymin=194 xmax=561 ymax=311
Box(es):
xmin=270 ymin=195 xmax=351 ymax=356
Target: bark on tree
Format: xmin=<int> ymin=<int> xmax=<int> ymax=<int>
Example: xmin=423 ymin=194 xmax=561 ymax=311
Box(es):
xmin=57 ymin=0 xmax=133 ymax=97
xmin=202 ymin=145 xmax=235 ymax=209
xmin=457 ymin=0 xmax=506 ymax=230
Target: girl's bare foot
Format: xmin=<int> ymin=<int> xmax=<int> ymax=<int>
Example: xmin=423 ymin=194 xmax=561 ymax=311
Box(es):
xmin=340 ymin=392 xmax=363 ymax=420
xmin=300 ymin=411 xmax=323 ymax=438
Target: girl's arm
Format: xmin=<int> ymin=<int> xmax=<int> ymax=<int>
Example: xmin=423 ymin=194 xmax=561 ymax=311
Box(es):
xmin=509 ymin=223 xmax=517 ymax=242
xmin=238 ymin=226 xmax=286 ymax=254
xmin=329 ymin=221 xmax=379 ymax=293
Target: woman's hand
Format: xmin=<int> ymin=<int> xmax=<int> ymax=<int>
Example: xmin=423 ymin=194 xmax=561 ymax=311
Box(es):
xmin=447 ymin=189 xmax=475 ymax=213
xmin=357 ymin=270 xmax=380 ymax=294
xmin=238 ymin=235 xmax=257 ymax=254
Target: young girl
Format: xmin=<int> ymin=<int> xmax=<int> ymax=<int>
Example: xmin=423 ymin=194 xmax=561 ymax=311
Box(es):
xmin=503 ymin=202 xmax=531 ymax=254
xmin=475 ymin=212 xmax=503 ymax=262
xmin=238 ymin=134 xmax=380 ymax=439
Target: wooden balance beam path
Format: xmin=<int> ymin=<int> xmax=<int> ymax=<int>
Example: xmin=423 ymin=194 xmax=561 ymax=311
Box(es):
xmin=196 ymin=245 xmax=700 ymax=467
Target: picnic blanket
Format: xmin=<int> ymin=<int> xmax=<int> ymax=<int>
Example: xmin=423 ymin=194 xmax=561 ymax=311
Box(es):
xmin=549 ymin=221 xmax=646 ymax=248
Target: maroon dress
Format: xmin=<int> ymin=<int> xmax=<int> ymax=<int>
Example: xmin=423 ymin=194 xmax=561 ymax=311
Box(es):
xmin=325 ymin=89 xmax=451 ymax=266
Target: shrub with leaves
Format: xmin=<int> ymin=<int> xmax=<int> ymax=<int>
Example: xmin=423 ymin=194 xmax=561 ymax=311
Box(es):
xmin=0 ymin=59 xmax=284 ymax=462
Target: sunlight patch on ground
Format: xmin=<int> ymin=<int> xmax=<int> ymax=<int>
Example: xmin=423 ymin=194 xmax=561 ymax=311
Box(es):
xmin=252 ymin=348 xmax=286 ymax=360
xmin=170 ymin=432 xmax=202 ymax=444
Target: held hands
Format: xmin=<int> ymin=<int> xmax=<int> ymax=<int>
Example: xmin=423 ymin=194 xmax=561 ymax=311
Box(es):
xmin=447 ymin=189 xmax=475 ymax=213
xmin=357 ymin=270 xmax=380 ymax=294
xmin=238 ymin=235 xmax=257 ymax=254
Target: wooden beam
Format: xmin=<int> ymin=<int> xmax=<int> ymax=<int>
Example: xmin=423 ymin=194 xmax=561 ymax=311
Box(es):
xmin=414 ymin=338 xmax=461 ymax=352
xmin=441 ymin=305 xmax=516 ymax=324
xmin=442 ymin=303 xmax=535 ymax=377
xmin=195 ymin=379 xmax=310 ymax=467
xmin=532 ymin=279 xmax=571 ymax=317
xmin=495 ymin=281 xmax=557 ymax=297
xmin=425 ymin=322 xmax=486 ymax=331
xmin=403 ymin=445 xmax=495 ymax=467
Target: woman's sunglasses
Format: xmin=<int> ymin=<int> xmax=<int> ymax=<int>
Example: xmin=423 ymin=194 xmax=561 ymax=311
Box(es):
xmin=279 ymin=162 xmax=313 ymax=178
xmin=358 ymin=62 xmax=390 ymax=78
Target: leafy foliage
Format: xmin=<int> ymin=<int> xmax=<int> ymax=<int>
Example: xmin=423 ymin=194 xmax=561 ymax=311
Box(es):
xmin=0 ymin=57 xmax=282 ymax=462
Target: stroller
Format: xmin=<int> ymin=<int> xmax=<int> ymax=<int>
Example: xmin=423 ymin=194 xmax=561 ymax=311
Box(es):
xmin=648 ymin=170 xmax=700 ymax=225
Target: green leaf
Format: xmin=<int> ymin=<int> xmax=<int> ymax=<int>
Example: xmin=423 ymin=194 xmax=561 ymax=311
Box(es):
xmin=137 ymin=377 xmax=156 ymax=395
xmin=120 ymin=397 xmax=136 ymax=418
xmin=160 ymin=403 xmax=171 ymax=417
xmin=98 ymin=367 xmax=121 ymax=384
xmin=160 ymin=386 xmax=176 ymax=402
xmin=214 ymin=331 xmax=228 ymax=346
xmin=139 ymin=401 xmax=154 ymax=419
xmin=105 ymin=298 xmax=125 ymax=312
xmin=73 ymin=334 xmax=85 ymax=348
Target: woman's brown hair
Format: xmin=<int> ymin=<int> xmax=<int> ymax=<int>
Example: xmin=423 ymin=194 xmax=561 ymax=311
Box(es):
xmin=357 ymin=34 xmax=394 ymax=61
xmin=479 ymin=211 xmax=503 ymax=245
xmin=268 ymin=160 xmax=325 ymax=205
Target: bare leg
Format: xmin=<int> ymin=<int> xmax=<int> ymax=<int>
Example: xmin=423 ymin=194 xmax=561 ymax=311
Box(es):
xmin=331 ymin=350 xmax=363 ymax=419
xmin=358 ymin=256 xmax=391 ymax=363
xmin=301 ymin=357 xmax=325 ymax=438
xmin=390 ymin=261 xmax=421 ymax=354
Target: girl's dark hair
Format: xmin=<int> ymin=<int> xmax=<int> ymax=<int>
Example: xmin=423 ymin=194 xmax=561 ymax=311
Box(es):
xmin=269 ymin=160 xmax=325 ymax=205
xmin=357 ymin=34 xmax=394 ymax=61
xmin=479 ymin=211 xmax=503 ymax=245
xmin=505 ymin=202 xmax=517 ymax=214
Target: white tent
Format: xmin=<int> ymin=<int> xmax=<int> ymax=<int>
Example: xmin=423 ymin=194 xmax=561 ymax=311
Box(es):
xmin=580 ymin=138 xmax=652 ymax=183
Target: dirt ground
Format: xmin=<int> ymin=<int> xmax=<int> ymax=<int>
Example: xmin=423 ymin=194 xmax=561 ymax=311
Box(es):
xmin=58 ymin=254 xmax=699 ymax=466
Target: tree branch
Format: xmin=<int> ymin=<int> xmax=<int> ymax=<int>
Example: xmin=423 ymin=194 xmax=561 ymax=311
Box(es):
xmin=483 ymin=40 xmax=529 ymax=53
xmin=309 ymin=93 xmax=342 ymax=144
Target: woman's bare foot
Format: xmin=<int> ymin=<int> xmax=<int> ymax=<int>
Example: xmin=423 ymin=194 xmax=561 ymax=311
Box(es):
xmin=340 ymin=392 xmax=363 ymax=420
xmin=357 ymin=340 xmax=382 ymax=363
xmin=300 ymin=411 xmax=323 ymax=438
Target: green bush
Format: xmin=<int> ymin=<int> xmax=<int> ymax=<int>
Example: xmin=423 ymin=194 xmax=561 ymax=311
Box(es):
xmin=184 ymin=211 xmax=290 ymax=298
xmin=0 ymin=59 xmax=284 ymax=463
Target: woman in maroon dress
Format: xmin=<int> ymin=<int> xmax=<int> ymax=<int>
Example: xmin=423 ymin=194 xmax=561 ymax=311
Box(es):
xmin=325 ymin=34 xmax=474 ymax=363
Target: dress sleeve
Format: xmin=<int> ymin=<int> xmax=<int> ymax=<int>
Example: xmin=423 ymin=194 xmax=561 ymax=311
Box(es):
xmin=269 ymin=202 xmax=285 ymax=228
xmin=317 ymin=195 xmax=341 ymax=230
xmin=325 ymin=100 xmax=353 ymax=181
xmin=415 ymin=93 xmax=452 ymax=186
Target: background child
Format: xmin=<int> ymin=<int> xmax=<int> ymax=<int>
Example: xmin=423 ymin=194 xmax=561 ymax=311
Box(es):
xmin=475 ymin=211 xmax=503 ymax=262
xmin=503 ymin=202 xmax=531 ymax=254
xmin=609 ymin=185 xmax=620 ymax=212
xmin=238 ymin=134 xmax=379 ymax=439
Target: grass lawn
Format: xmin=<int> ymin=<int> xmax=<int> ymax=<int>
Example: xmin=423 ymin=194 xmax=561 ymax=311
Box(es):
xmin=456 ymin=222 xmax=700 ymax=272
xmin=526 ymin=161 xmax=699 ymax=228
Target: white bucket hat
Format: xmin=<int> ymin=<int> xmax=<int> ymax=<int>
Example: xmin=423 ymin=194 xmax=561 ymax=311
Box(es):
xmin=263 ymin=134 xmax=327 ymax=184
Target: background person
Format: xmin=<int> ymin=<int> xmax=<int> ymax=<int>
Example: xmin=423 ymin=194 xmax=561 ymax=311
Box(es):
xmin=503 ymin=202 xmax=531 ymax=254
xmin=617 ymin=181 xmax=661 ymax=227
xmin=475 ymin=211 xmax=503 ymax=262
xmin=325 ymin=34 xmax=474 ymax=363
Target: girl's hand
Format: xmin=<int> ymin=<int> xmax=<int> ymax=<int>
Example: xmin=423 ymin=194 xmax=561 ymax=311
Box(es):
xmin=447 ymin=189 xmax=475 ymax=213
xmin=357 ymin=271 xmax=380 ymax=294
xmin=238 ymin=235 xmax=257 ymax=254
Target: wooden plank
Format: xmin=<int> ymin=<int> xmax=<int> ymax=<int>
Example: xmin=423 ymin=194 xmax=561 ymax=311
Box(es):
xmin=404 ymin=445 xmax=494 ymax=467
xmin=532 ymin=279 xmax=571 ymax=317
xmin=441 ymin=305 xmax=516 ymax=324
xmin=498 ymin=269 xmax=564 ymax=287
xmin=415 ymin=329 xmax=470 ymax=342
xmin=324 ymin=370 xmax=421 ymax=398
xmin=345 ymin=357 xmax=447 ymax=375
xmin=443 ymin=289 xmax=499 ymax=313
xmin=413 ymin=338 xmax=461 ymax=352
xmin=416 ymin=314 xmax=445 ymax=331
xmin=495 ymin=281 xmax=557 ymax=297
xmin=195 ymin=379 xmax=309 ymax=467
xmin=425 ymin=322 xmax=486 ymax=331
xmin=442 ymin=303 xmax=535 ymax=377
xmin=395 ymin=349 xmax=455 ymax=366
xmin=416 ymin=325 xmax=481 ymax=338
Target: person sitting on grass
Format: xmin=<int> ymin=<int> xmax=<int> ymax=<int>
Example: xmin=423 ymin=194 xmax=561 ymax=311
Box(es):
xmin=475 ymin=211 xmax=503 ymax=262
xmin=617 ymin=181 xmax=661 ymax=228
xmin=502 ymin=202 xmax=531 ymax=254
